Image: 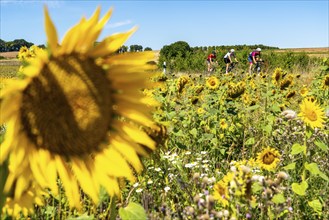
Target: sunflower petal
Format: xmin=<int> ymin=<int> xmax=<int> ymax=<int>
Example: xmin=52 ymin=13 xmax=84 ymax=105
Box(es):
xmin=44 ymin=6 xmax=58 ymax=52
xmin=55 ymin=156 xmax=81 ymax=209
xmin=71 ymin=157 xmax=99 ymax=204
xmin=89 ymin=27 xmax=137 ymax=57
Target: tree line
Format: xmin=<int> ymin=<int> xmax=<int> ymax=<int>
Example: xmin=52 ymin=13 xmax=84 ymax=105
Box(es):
xmin=0 ymin=39 xmax=153 ymax=53
xmin=0 ymin=39 xmax=45 ymax=52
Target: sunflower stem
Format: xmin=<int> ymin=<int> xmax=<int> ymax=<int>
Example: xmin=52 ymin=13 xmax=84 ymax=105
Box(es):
xmin=109 ymin=196 xmax=117 ymax=220
xmin=0 ymin=158 xmax=9 ymax=217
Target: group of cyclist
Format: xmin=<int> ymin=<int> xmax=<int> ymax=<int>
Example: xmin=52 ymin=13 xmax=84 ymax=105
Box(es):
xmin=206 ymin=47 xmax=262 ymax=74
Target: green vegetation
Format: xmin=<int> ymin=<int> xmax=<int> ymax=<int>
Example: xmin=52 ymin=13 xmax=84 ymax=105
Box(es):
xmin=158 ymin=41 xmax=321 ymax=74
xmin=0 ymin=47 xmax=328 ymax=220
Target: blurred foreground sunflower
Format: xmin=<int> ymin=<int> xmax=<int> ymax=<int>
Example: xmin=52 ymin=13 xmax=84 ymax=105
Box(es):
xmin=298 ymin=98 xmax=325 ymax=129
xmin=256 ymin=147 xmax=281 ymax=171
xmin=0 ymin=6 xmax=157 ymax=213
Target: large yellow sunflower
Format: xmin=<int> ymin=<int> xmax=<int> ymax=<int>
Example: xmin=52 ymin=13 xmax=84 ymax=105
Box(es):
xmin=0 ymin=6 xmax=157 ymax=213
xmin=256 ymin=147 xmax=281 ymax=171
xmin=298 ymin=98 xmax=325 ymax=129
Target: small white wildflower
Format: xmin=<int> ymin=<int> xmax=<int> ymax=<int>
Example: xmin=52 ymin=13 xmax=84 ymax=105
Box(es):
xmin=208 ymin=177 xmax=216 ymax=184
xmin=202 ymin=164 xmax=209 ymax=168
xmin=230 ymin=166 xmax=237 ymax=172
xmin=147 ymin=179 xmax=153 ymax=184
xmin=172 ymin=160 xmax=177 ymax=164
xmin=185 ymin=151 xmax=192 ymax=155
xmin=136 ymin=188 xmax=143 ymax=193
xmin=164 ymin=186 xmax=170 ymax=192
xmin=281 ymin=109 xmax=297 ymax=120
xmin=201 ymin=151 xmax=207 ymax=155
xmin=133 ymin=183 xmax=139 ymax=188
xmin=148 ymin=166 xmax=154 ymax=170
xmin=163 ymin=155 xmax=171 ymax=159
xmin=202 ymin=160 xmax=209 ymax=164
xmin=154 ymin=168 xmax=162 ymax=172
xmin=240 ymin=165 xmax=251 ymax=174
xmin=196 ymin=157 xmax=202 ymax=161
xmin=223 ymin=210 xmax=229 ymax=217
xmin=185 ymin=162 xmax=198 ymax=168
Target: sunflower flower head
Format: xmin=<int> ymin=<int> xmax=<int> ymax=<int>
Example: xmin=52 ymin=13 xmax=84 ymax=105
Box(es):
xmin=1 ymin=6 xmax=158 ymax=214
xmin=220 ymin=119 xmax=228 ymax=130
xmin=227 ymin=81 xmax=246 ymax=99
xmin=176 ymin=75 xmax=190 ymax=93
xmin=300 ymin=86 xmax=309 ymax=97
xmin=322 ymin=74 xmax=329 ymax=89
xmin=272 ymin=67 xmax=282 ymax=85
xmin=280 ymin=74 xmax=294 ymax=90
xmin=256 ymin=147 xmax=281 ymax=171
xmin=298 ymin=98 xmax=325 ymax=129
xmin=286 ymin=90 xmax=296 ymax=99
xmin=206 ymin=76 xmax=219 ymax=89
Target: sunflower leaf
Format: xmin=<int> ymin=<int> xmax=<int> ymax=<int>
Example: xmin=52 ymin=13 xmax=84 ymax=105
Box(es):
xmin=283 ymin=162 xmax=296 ymax=170
xmin=272 ymin=193 xmax=286 ymax=204
xmin=291 ymin=181 xmax=308 ymax=196
xmin=290 ymin=143 xmax=306 ymax=155
xmin=119 ymin=202 xmax=147 ymax=220
xmin=308 ymin=199 xmax=323 ymax=214
xmin=314 ymin=141 xmax=328 ymax=152
xmin=245 ymin=137 xmax=255 ymax=145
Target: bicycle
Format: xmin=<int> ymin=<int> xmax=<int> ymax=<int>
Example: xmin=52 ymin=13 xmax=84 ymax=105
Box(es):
xmin=227 ymin=62 xmax=238 ymax=73
xmin=253 ymin=59 xmax=264 ymax=74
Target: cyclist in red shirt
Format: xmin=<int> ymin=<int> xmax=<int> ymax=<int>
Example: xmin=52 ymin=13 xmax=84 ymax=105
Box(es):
xmin=207 ymin=51 xmax=217 ymax=72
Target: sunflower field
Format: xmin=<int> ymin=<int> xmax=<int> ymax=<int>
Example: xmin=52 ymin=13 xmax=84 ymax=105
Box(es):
xmin=1 ymin=6 xmax=329 ymax=220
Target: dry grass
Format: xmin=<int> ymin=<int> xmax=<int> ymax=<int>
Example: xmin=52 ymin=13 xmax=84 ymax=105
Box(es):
xmin=0 ymin=51 xmax=18 ymax=59
xmin=274 ymin=47 xmax=329 ymax=58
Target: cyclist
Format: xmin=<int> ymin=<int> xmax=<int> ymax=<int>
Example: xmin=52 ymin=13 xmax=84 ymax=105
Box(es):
xmin=224 ymin=49 xmax=238 ymax=74
xmin=207 ymin=50 xmax=217 ymax=72
xmin=248 ymin=48 xmax=261 ymax=74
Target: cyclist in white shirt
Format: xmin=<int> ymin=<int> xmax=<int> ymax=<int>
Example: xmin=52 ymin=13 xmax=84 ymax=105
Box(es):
xmin=223 ymin=49 xmax=238 ymax=74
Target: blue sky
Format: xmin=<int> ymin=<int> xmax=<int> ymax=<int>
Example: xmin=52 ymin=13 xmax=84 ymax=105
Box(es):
xmin=1 ymin=0 xmax=328 ymax=50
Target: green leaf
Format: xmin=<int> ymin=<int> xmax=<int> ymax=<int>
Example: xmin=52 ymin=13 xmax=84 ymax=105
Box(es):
xmin=305 ymin=162 xmax=321 ymax=175
xmin=251 ymin=182 xmax=263 ymax=193
xmin=290 ymin=143 xmax=306 ymax=155
xmin=308 ymin=199 xmax=323 ymax=214
xmin=272 ymin=193 xmax=286 ymax=204
xmin=306 ymin=130 xmax=312 ymax=139
xmin=246 ymin=105 xmax=260 ymax=111
xmin=291 ymin=181 xmax=308 ymax=196
xmin=67 ymin=213 xmax=94 ymax=220
xmin=119 ymin=202 xmax=147 ymax=220
xmin=319 ymin=172 xmax=329 ymax=181
xmin=271 ymin=104 xmax=281 ymax=113
xmin=305 ymin=163 xmax=329 ymax=181
xmin=189 ymin=128 xmax=198 ymax=137
xmin=173 ymin=130 xmax=184 ymax=137
xmin=314 ymin=141 xmax=328 ymax=152
xmin=245 ymin=137 xmax=255 ymax=145
xmin=263 ymin=124 xmax=272 ymax=135
xmin=283 ymin=162 xmax=296 ymax=170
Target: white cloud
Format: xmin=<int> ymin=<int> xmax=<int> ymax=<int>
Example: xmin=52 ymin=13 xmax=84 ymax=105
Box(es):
xmin=106 ymin=20 xmax=132 ymax=29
